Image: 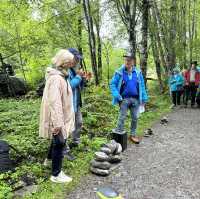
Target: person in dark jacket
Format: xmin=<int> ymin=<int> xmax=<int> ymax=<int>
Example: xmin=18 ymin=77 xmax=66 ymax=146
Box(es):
xmin=67 ymin=48 xmax=85 ymax=148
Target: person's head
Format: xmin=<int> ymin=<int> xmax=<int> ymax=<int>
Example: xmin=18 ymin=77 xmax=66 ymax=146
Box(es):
xmin=68 ymin=48 xmax=83 ymax=68
xmin=172 ymin=68 xmax=179 ymax=75
xmin=123 ymin=53 xmax=136 ymax=70
xmin=52 ymin=49 xmax=74 ymax=69
xmin=190 ymin=61 xmax=197 ymax=70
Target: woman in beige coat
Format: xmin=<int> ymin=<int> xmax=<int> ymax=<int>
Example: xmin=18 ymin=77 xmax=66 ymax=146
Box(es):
xmin=39 ymin=49 xmax=75 ymax=183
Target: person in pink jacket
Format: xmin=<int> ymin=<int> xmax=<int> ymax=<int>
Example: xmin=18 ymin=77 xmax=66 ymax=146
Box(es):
xmin=39 ymin=49 xmax=75 ymax=183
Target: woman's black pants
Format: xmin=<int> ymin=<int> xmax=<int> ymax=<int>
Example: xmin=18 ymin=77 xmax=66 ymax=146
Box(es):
xmin=171 ymin=91 xmax=181 ymax=105
xmin=185 ymin=83 xmax=198 ymax=106
xmin=47 ymin=140 xmax=64 ymax=177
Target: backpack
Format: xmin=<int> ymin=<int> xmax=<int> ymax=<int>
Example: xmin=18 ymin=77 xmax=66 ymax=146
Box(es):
xmin=0 ymin=140 xmax=15 ymax=173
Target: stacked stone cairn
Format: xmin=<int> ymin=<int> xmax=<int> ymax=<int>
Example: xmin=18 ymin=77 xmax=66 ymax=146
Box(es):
xmin=90 ymin=140 xmax=123 ymax=176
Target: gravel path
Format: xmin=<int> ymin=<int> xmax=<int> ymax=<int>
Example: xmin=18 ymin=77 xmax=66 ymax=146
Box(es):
xmin=68 ymin=108 xmax=200 ymax=199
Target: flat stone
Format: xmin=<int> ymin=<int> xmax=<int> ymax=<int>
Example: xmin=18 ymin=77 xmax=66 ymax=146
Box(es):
xmin=100 ymin=147 xmax=112 ymax=155
xmin=90 ymin=167 xmax=110 ymax=176
xmin=90 ymin=160 xmax=111 ymax=170
xmin=109 ymin=155 xmax=122 ymax=164
xmin=114 ymin=143 xmax=122 ymax=155
xmin=105 ymin=140 xmax=118 ymax=154
xmin=95 ymin=152 xmax=110 ymax=161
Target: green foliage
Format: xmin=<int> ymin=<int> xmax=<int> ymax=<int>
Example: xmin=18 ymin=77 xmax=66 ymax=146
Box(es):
xmin=0 ymin=83 xmax=170 ymax=198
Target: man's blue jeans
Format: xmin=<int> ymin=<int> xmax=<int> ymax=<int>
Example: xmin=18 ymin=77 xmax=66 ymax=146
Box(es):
xmin=72 ymin=108 xmax=83 ymax=144
xmin=116 ymin=97 xmax=139 ymax=136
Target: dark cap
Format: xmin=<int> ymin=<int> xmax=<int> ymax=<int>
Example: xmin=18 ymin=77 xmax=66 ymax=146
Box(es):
xmin=191 ymin=61 xmax=197 ymax=65
xmin=123 ymin=52 xmax=135 ymax=59
xmin=68 ymin=48 xmax=83 ymax=61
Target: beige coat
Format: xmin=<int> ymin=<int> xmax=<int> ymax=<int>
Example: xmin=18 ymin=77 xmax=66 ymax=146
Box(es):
xmin=39 ymin=67 xmax=75 ymax=139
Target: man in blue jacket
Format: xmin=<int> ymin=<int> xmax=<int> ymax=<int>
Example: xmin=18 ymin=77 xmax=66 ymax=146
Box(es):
xmin=110 ymin=53 xmax=148 ymax=144
xmin=62 ymin=48 xmax=85 ymax=161
xmin=68 ymin=48 xmax=85 ymax=147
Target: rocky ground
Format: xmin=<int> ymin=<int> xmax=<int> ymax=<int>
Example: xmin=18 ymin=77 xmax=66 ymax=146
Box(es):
xmin=68 ymin=107 xmax=200 ymax=199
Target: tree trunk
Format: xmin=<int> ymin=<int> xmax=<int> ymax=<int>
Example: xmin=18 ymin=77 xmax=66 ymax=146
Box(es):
xmin=188 ymin=0 xmax=196 ymax=62
xmin=83 ymin=0 xmax=99 ymax=85
xmin=150 ymin=6 xmax=168 ymax=76
xmin=152 ymin=1 xmax=171 ymax=74
xmin=14 ymin=21 xmax=26 ymax=82
xmin=96 ymin=24 xmax=102 ymax=80
xmin=149 ymin=19 xmax=164 ymax=93
xmin=94 ymin=1 xmax=102 ymax=80
xmin=76 ymin=0 xmax=85 ymax=70
xmin=140 ymin=0 xmax=149 ymax=83
xmin=168 ymin=0 xmax=177 ymax=71
xmin=181 ymin=0 xmax=187 ymax=68
xmin=114 ymin=0 xmax=138 ymax=58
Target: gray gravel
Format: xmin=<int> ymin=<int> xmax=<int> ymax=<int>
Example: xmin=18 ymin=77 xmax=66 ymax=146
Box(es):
xmin=68 ymin=108 xmax=200 ymax=199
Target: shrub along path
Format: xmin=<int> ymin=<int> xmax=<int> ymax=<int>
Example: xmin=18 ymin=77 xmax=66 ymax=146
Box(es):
xmin=68 ymin=107 xmax=200 ymax=199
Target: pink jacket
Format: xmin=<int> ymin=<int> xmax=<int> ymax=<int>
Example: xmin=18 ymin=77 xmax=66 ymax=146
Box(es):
xmin=39 ymin=67 xmax=75 ymax=139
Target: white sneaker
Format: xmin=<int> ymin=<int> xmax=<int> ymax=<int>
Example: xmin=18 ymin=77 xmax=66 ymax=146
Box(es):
xmin=50 ymin=171 xmax=72 ymax=183
xmin=170 ymin=104 xmax=176 ymax=109
xmin=43 ymin=158 xmax=51 ymax=167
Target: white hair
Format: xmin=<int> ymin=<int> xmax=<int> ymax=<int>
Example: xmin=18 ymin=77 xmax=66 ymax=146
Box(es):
xmin=52 ymin=49 xmax=74 ymax=67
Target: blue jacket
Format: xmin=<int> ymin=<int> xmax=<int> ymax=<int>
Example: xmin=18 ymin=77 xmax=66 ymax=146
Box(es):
xmin=168 ymin=73 xmax=184 ymax=92
xmin=67 ymin=68 xmax=83 ymax=112
xmin=110 ymin=65 xmax=148 ymax=105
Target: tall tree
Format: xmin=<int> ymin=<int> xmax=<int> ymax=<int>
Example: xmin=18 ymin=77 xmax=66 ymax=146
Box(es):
xmin=150 ymin=4 xmax=168 ymax=76
xmin=168 ymin=0 xmax=177 ymax=71
xmin=112 ymin=0 xmax=138 ymax=57
xmin=140 ymin=0 xmax=149 ymax=82
xmin=93 ymin=0 xmax=102 ymax=80
xmin=149 ymin=17 xmax=164 ymax=93
xmin=83 ymin=0 xmax=99 ymax=85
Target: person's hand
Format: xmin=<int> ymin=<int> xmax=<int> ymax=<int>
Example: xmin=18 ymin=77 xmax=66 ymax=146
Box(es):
xmin=83 ymin=72 xmax=92 ymax=80
xmin=77 ymin=69 xmax=85 ymax=77
xmin=86 ymin=72 xmax=92 ymax=80
xmin=53 ymin=127 xmax=61 ymax=135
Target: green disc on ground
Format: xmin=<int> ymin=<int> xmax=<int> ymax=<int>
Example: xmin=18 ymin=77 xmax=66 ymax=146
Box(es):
xmin=96 ymin=187 xmax=123 ymax=199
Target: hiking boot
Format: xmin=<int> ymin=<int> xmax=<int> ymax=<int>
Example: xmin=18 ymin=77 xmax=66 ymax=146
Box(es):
xmin=50 ymin=171 xmax=72 ymax=183
xmin=64 ymin=151 xmax=76 ymax=161
xmin=129 ymin=135 xmax=140 ymax=144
